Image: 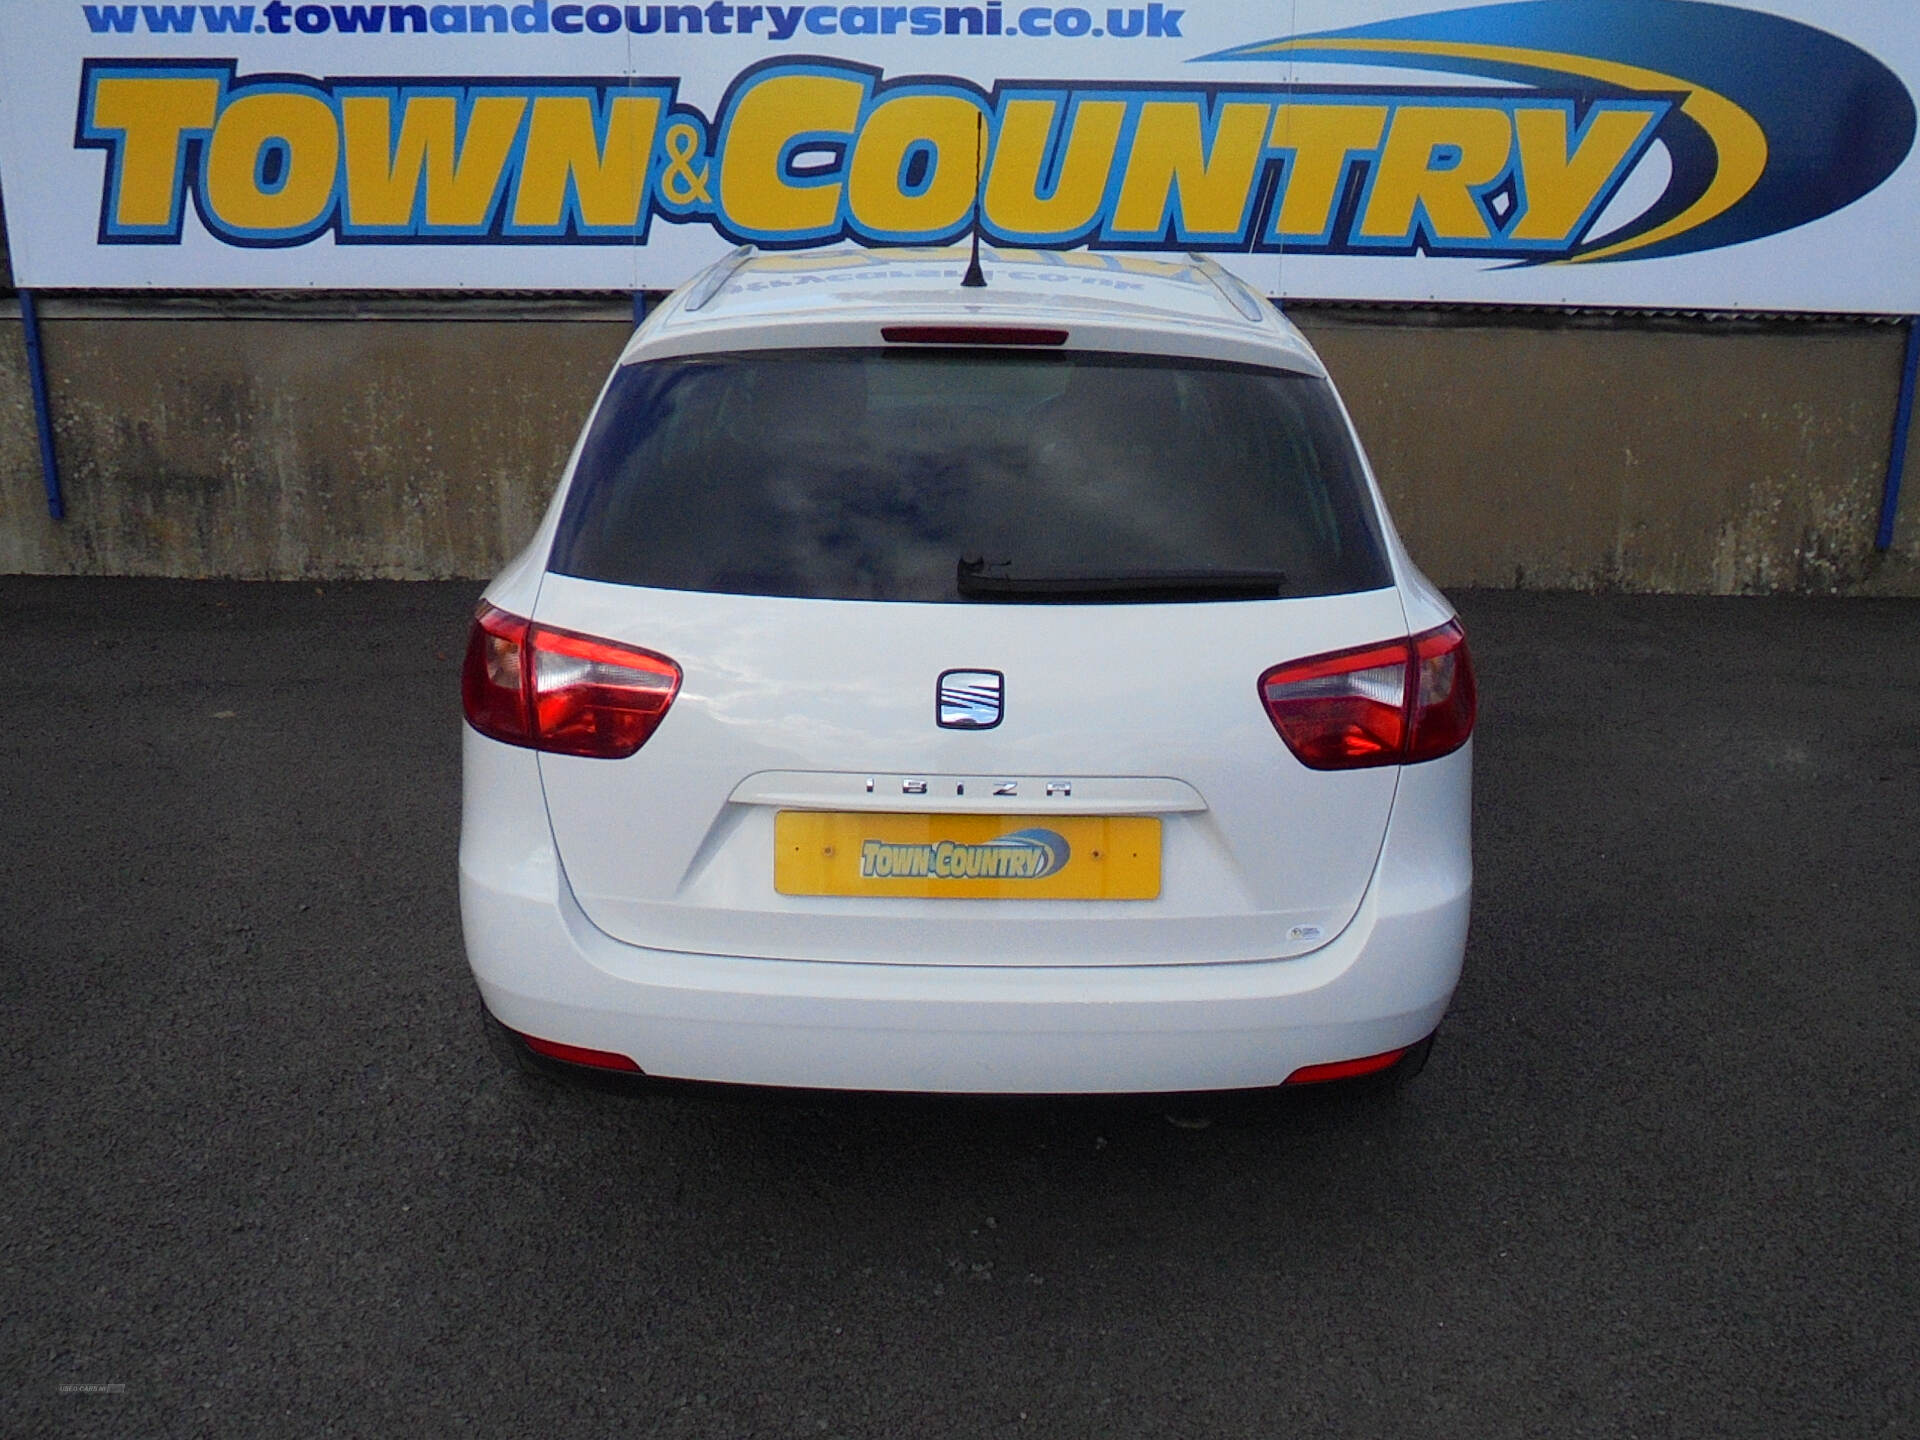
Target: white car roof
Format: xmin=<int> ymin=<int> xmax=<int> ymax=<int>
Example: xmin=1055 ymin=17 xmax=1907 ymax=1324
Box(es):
xmin=623 ymin=245 xmax=1326 ymax=375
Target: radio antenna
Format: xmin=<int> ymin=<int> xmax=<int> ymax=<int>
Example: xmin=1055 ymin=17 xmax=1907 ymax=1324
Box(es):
xmin=961 ymin=110 xmax=987 ymax=288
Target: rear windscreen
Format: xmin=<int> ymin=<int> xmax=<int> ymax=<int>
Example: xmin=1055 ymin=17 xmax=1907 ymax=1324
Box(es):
xmin=549 ymin=349 xmax=1391 ymax=602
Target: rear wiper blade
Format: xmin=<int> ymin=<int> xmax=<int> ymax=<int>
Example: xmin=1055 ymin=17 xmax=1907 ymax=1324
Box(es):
xmin=957 ymin=557 xmax=1287 ymax=601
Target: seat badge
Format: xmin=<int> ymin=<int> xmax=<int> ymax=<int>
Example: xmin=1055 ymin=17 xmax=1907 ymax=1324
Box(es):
xmin=937 ymin=669 xmax=1004 ymax=730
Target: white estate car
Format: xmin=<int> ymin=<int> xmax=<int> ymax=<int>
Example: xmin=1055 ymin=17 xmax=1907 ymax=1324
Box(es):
xmin=460 ymin=245 xmax=1474 ymax=1096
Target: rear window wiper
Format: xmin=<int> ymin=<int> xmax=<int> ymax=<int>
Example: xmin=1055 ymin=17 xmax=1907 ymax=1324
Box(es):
xmin=957 ymin=557 xmax=1287 ymax=602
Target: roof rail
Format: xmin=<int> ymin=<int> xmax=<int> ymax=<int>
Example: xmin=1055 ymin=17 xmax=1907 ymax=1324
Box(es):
xmin=684 ymin=245 xmax=757 ymax=313
xmin=1186 ymin=253 xmax=1272 ymax=324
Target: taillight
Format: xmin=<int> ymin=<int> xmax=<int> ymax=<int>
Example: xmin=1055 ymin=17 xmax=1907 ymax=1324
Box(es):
xmin=1407 ymin=621 xmax=1477 ymax=760
xmin=462 ymin=605 xmax=532 ymax=744
xmin=1259 ymin=620 xmax=1476 ymax=770
xmin=461 ymin=603 xmax=680 ymax=759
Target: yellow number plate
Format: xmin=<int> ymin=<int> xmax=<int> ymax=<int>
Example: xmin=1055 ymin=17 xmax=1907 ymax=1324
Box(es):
xmin=775 ymin=812 xmax=1161 ymax=900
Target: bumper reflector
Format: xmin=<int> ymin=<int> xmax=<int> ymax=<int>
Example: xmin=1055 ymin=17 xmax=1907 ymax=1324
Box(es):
xmin=520 ymin=1033 xmax=643 ymax=1072
xmin=1283 ymin=1046 xmax=1408 ymax=1086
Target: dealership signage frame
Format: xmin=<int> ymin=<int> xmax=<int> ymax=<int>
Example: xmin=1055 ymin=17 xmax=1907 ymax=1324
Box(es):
xmin=0 ymin=0 xmax=1915 ymax=311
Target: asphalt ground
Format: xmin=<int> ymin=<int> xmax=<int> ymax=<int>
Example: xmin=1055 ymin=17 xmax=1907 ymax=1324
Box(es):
xmin=2 ymin=577 xmax=1916 ymax=1438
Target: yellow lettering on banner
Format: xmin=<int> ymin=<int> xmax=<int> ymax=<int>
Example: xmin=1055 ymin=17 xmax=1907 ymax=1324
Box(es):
xmin=341 ymin=94 xmax=527 ymax=230
xmin=1111 ymin=100 xmax=1272 ymax=239
xmin=1508 ymin=107 xmax=1658 ymax=243
xmin=1359 ymin=105 xmax=1513 ymax=242
xmin=719 ymin=72 xmax=865 ymax=236
xmin=89 ymin=77 xmax=222 ymax=229
xmin=1269 ymin=103 xmax=1388 ymax=239
xmin=982 ymin=98 xmax=1125 ymax=238
xmin=511 ymin=95 xmax=662 ymax=229
xmin=203 ymin=91 xmax=338 ymax=233
xmin=848 ymin=93 xmax=982 ymax=237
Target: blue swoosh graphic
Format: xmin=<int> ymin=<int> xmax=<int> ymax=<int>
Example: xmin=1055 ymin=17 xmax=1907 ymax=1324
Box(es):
xmin=1201 ymin=0 xmax=1915 ymax=263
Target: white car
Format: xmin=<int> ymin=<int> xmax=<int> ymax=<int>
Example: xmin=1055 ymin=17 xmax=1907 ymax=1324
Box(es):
xmin=460 ymin=245 xmax=1474 ymax=1096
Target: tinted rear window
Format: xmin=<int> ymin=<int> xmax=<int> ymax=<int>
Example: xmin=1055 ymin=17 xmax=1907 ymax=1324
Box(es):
xmin=549 ymin=349 xmax=1391 ymax=602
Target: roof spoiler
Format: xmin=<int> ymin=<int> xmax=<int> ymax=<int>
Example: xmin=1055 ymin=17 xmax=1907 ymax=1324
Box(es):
xmin=684 ymin=245 xmax=758 ymax=313
xmin=1186 ymin=253 xmax=1273 ymax=324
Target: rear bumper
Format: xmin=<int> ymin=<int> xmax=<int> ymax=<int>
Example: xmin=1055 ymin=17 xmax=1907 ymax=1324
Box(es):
xmin=459 ymin=737 xmax=1470 ymax=1095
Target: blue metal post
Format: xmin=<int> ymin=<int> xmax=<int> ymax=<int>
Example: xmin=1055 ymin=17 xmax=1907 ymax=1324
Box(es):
xmin=1878 ymin=317 xmax=1919 ymax=552
xmin=632 ymin=291 xmax=650 ymax=329
xmin=18 ymin=290 xmax=65 ymax=521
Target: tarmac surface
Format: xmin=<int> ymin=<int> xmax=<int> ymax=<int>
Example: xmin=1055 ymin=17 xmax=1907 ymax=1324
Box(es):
xmin=3 ymin=577 xmax=1916 ymax=1438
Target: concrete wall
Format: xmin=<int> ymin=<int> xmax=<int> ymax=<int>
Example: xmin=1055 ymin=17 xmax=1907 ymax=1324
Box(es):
xmin=1300 ymin=312 xmax=1919 ymax=595
xmin=1 ymin=299 xmax=1916 ymax=591
xmin=1 ymin=302 xmax=629 ymax=578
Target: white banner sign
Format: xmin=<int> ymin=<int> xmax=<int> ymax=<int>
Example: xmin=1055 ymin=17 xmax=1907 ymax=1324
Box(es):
xmin=0 ymin=0 xmax=1914 ymax=309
